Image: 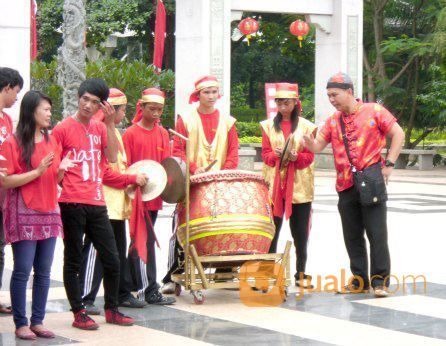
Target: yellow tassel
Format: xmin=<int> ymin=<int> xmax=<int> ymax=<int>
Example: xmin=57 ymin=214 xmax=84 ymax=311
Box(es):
xmin=247 ymin=34 xmax=251 ymax=46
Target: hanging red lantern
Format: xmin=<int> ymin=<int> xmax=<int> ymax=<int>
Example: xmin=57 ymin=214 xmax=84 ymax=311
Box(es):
xmin=238 ymin=17 xmax=259 ymax=46
xmin=290 ymin=20 xmax=310 ymax=48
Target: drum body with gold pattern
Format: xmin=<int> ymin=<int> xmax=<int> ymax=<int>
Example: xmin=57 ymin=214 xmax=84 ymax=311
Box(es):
xmin=177 ymin=170 xmax=275 ymax=256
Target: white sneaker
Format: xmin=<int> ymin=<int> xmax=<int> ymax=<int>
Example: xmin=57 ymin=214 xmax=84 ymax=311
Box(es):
xmin=160 ymin=282 xmax=176 ymax=295
xmin=374 ymin=286 xmax=389 ymax=298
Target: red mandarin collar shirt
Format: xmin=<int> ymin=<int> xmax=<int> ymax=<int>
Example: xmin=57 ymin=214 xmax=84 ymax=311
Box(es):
xmin=319 ymin=100 xmax=397 ymax=192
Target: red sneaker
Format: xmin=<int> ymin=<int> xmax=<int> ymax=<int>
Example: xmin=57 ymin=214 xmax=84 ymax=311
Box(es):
xmin=72 ymin=309 xmax=99 ymax=330
xmin=105 ymin=308 xmax=134 ymax=326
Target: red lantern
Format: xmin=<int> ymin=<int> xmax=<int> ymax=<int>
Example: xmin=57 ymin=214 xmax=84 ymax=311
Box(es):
xmin=238 ymin=17 xmax=259 ymax=46
xmin=290 ymin=20 xmax=310 ymax=48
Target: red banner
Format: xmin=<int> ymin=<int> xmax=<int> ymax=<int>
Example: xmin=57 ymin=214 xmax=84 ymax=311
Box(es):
xmin=153 ymin=0 xmax=166 ymax=73
xmin=30 ymin=0 xmax=38 ymax=60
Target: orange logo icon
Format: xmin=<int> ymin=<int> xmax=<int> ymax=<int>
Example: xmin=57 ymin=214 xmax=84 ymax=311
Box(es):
xmin=239 ymin=261 xmax=286 ymax=307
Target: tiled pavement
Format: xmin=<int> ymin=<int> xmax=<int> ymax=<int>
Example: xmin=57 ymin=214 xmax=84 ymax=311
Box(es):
xmin=1 ymin=167 xmax=445 ymax=345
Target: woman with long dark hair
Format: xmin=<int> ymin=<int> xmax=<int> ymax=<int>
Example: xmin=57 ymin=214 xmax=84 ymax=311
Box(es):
xmin=1 ymin=90 xmax=74 ymax=340
xmin=260 ymin=83 xmax=317 ymax=289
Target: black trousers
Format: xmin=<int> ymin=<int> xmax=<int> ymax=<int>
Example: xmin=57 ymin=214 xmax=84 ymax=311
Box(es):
xmin=0 ymin=211 xmax=5 ymax=290
xmin=60 ymin=203 xmax=120 ymax=312
xmin=337 ymin=186 xmax=391 ymax=288
xmin=80 ymin=220 xmax=132 ymax=304
xmin=269 ymin=202 xmax=312 ymax=280
xmin=128 ymin=211 xmax=159 ymax=300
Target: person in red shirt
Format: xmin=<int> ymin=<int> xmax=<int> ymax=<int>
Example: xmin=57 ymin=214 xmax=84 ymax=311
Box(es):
xmin=1 ymin=91 xmax=74 ymax=339
xmin=52 ymin=78 xmax=135 ymax=330
xmin=0 ymin=67 xmax=23 ymax=315
xmin=122 ymin=88 xmax=175 ymax=305
xmin=161 ymin=76 xmax=240 ymax=294
xmin=80 ymin=88 xmax=148 ymax=315
xmin=260 ymin=83 xmax=316 ymax=289
xmin=303 ymin=72 xmax=405 ymax=297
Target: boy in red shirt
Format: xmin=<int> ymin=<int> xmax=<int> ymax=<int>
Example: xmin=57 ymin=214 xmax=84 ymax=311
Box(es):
xmin=161 ymin=75 xmax=239 ymax=293
xmin=52 ymin=78 xmax=135 ymax=329
xmin=122 ymin=88 xmax=175 ymax=305
xmin=0 ymin=67 xmax=23 ymax=314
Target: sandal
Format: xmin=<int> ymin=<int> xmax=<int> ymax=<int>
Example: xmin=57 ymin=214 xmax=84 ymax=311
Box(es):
xmin=0 ymin=303 xmax=12 ymax=314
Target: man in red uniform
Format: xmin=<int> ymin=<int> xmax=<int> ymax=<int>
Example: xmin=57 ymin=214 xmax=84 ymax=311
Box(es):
xmin=122 ymin=88 xmax=175 ymax=305
xmin=53 ymin=78 xmax=135 ymax=329
xmin=303 ymin=72 xmax=405 ymax=297
xmin=161 ymin=75 xmax=239 ymax=293
xmin=0 ymin=67 xmax=23 ymax=314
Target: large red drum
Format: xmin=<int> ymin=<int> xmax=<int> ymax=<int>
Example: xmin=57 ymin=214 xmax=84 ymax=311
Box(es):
xmin=177 ymin=170 xmax=275 ymax=256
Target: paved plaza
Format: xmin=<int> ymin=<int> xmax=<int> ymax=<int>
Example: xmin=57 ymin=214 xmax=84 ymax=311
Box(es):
xmin=1 ymin=167 xmax=445 ymax=345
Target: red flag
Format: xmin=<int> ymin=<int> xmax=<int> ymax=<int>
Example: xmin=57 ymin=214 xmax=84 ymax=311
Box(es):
xmin=153 ymin=0 xmax=166 ymax=73
xmin=30 ymin=0 xmax=38 ymax=60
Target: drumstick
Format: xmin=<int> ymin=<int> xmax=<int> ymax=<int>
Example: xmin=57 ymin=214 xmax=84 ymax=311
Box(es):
xmin=168 ymin=128 xmax=188 ymax=141
xmin=204 ymin=160 xmax=218 ymax=172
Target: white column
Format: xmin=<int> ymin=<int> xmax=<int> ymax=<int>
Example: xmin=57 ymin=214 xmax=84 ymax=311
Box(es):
xmin=0 ymin=0 xmax=31 ymax=123
xmin=175 ymin=0 xmax=231 ymax=118
xmin=309 ymin=0 xmax=363 ymax=125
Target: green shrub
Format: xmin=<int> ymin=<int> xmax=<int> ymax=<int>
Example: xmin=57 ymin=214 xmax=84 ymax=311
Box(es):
xmin=236 ymin=121 xmax=262 ymax=137
xmin=239 ymin=136 xmax=262 ymax=144
xmin=31 ymin=59 xmax=175 ymax=128
xmin=231 ymin=107 xmax=265 ymax=122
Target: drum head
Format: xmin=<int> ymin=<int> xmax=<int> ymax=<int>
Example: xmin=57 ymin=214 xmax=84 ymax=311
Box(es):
xmin=160 ymin=157 xmax=186 ymax=203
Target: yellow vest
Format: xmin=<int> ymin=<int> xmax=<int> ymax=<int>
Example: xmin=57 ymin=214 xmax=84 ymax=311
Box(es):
xmin=181 ymin=109 xmax=236 ymax=171
xmin=260 ymin=117 xmax=316 ymax=204
xmin=103 ymin=129 xmax=131 ymax=220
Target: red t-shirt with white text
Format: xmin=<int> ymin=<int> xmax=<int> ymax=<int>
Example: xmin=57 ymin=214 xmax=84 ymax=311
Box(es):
xmin=52 ymin=117 xmax=108 ymax=205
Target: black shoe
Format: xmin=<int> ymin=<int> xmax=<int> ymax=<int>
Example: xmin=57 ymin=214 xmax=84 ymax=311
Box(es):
xmin=84 ymin=302 xmax=100 ymax=315
xmin=146 ymin=291 xmax=176 ymax=305
xmin=119 ymin=295 xmax=147 ymax=308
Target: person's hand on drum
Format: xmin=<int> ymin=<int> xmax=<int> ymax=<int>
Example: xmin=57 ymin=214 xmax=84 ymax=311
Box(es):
xmin=194 ymin=167 xmax=206 ymax=174
xmin=135 ymin=173 xmax=148 ymax=186
xmin=274 ymin=147 xmax=283 ymax=158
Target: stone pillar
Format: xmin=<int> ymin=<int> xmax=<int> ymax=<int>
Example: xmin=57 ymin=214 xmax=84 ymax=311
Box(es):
xmin=238 ymin=148 xmax=256 ymax=171
xmin=0 ymin=0 xmax=31 ymax=123
xmin=308 ymin=0 xmax=363 ymax=126
xmin=57 ymin=0 xmax=87 ymax=118
xmin=175 ymin=0 xmax=231 ymax=118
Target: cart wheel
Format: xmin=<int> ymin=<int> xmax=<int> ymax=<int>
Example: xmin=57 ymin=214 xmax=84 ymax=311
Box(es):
xmin=192 ymin=290 xmax=205 ymax=305
xmin=174 ymin=283 xmax=182 ymax=296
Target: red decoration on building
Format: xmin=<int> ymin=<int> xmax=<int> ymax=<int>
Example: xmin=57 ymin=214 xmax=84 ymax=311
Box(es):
xmin=290 ymin=20 xmax=310 ymax=48
xmin=238 ymin=17 xmax=259 ymax=46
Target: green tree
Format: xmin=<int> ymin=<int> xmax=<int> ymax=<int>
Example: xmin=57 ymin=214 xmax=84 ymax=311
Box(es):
xmin=363 ymin=0 xmax=446 ymax=150
xmin=231 ymin=13 xmax=315 ymax=118
xmin=36 ymin=0 xmax=175 ymax=68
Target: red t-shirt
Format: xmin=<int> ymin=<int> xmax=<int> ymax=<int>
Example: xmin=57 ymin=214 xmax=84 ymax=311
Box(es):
xmin=0 ymin=112 xmax=14 ymax=191
xmin=52 ymin=116 xmax=108 ymax=205
xmin=172 ymin=109 xmax=239 ymax=173
xmin=0 ymin=111 xmax=13 ymax=147
xmin=319 ymin=101 xmax=397 ymax=192
xmin=3 ymin=135 xmax=61 ymax=212
xmin=122 ymin=123 xmax=170 ymax=210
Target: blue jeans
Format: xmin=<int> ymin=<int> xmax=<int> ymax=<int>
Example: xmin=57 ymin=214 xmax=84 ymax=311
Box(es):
xmin=10 ymin=237 xmax=57 ymax=328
